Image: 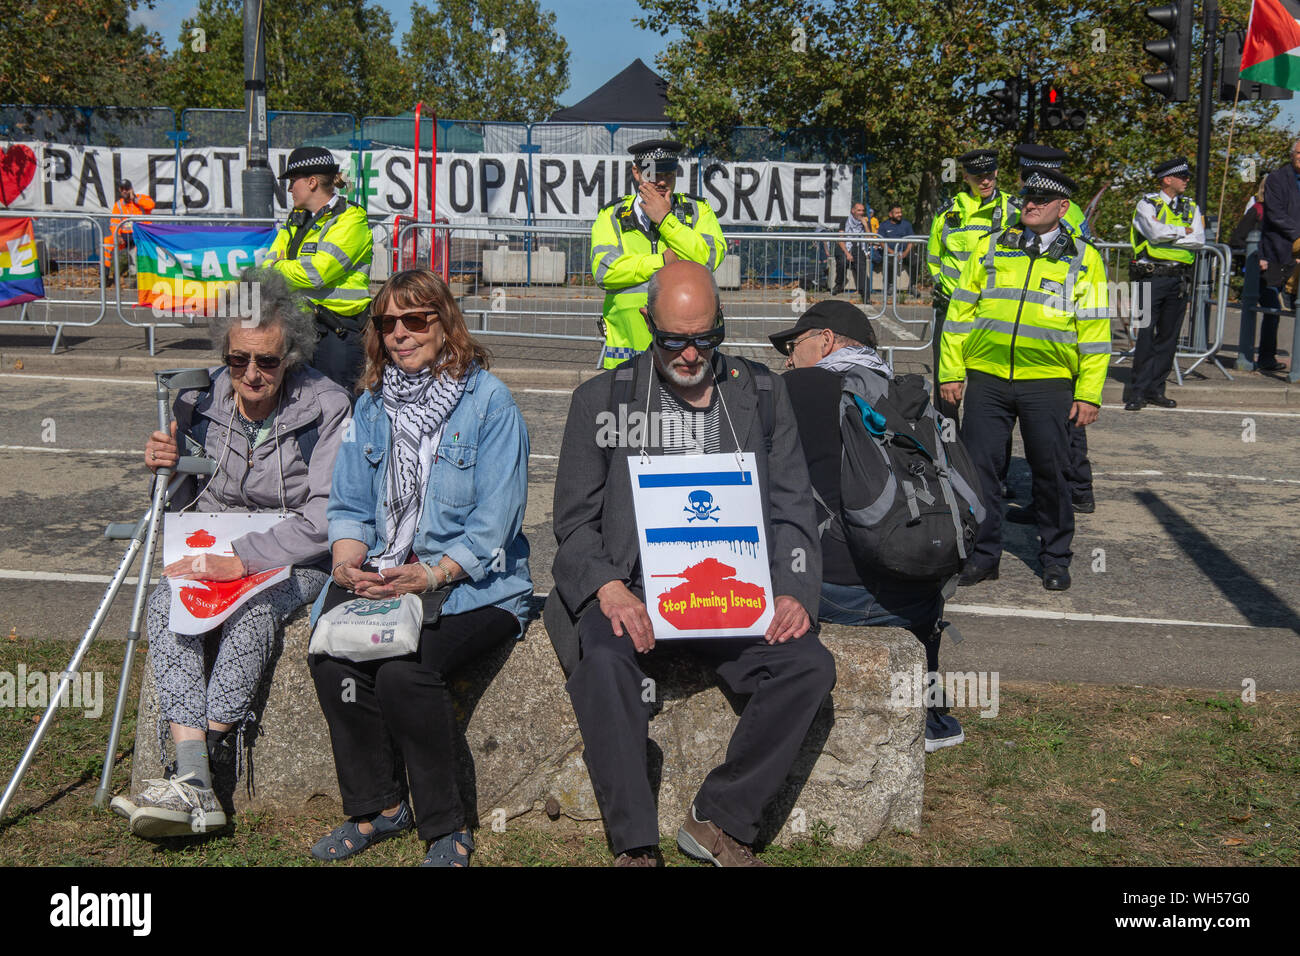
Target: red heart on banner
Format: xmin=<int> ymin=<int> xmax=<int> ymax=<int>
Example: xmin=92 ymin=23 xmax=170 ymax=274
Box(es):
xmin=0 ymin=144 xmax=37 ymax=207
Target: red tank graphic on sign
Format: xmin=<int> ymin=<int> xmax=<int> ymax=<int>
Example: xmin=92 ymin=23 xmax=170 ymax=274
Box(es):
xmin=179 ymin=567 xmax=285 ymax=619
xmin=185 ymin=529 xmax=217 ymax=549
xmin=652 ymin=557 xmax=766 ymax=630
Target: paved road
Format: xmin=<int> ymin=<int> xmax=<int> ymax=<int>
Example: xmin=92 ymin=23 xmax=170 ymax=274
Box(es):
xmin=1 ymin=368 xmax=1297 ymax=694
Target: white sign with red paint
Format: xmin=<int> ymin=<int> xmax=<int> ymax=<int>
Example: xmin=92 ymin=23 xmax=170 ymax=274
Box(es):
xmin=629 ymin=453 xmax=775 ymax=640
xmin=162 ymin=512 xmax=290 ymax=635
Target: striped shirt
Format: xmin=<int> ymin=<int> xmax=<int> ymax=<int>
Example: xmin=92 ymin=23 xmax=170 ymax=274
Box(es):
xmin=657 ymin=382 xmax=722 ymax=454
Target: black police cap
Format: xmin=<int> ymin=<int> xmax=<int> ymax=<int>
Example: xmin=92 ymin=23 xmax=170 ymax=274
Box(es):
xmin=1153 ymin=156 xmax=1191 ymax=180
xmin=629 ymin=139 xmax=684 ymax=177
xmin=1014 ymin=143 xmax=1067 ymax=169
xmin=1020 ymin=168 xmax=1077 ymax=199
xmin=279 ymin=146 xmax=340 ymax=180
xmin=958 ymin=149 xmax=998 ymax=174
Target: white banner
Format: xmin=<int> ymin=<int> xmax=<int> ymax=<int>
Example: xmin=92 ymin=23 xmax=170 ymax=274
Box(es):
xmin=0 ymin=141 xmax=851 ymax=226
xmin=629 ymin=452 xmax=775 ymax=640
xmin=162 ymin=512 xmax=290 ymax=635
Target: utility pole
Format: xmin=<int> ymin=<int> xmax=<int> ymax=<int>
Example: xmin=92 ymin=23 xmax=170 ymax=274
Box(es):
xmin=1195 ymin=0 xmax=1218 ymax=216
xmin=241 ymin=0 xmax=275 ymax=218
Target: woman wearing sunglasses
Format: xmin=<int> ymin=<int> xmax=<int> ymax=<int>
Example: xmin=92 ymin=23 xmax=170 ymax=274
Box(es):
xmin=114 ymin=269 xmax=353 ymax=838
xmin=307 ymin=268 xmax=532 ymax=866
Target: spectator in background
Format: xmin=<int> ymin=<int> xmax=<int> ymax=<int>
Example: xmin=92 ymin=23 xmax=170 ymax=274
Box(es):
xmin=834 ymin=202 xmax=873 ymax=304
xmin=1241 ymin=174 xmax=1290 ymax=373
xmin=877 ymin=204 xmax=914 ymax=299
xmin=104 ymin=179 xmax=154 ymax=288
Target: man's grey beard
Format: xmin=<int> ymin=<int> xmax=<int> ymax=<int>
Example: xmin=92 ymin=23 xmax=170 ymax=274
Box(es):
xmin=654 ymin=348 xmax=709 ymax=388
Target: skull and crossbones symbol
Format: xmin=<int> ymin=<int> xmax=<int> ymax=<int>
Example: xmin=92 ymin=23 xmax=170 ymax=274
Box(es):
xmin=684 ymin=489 xmax=721 ymax=522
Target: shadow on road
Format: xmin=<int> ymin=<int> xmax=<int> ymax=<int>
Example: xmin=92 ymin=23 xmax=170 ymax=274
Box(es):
xmin=1136 ymin=489 xmax=1300 ymax=634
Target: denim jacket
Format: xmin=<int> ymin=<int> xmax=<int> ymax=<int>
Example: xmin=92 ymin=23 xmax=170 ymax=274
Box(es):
xmin=309 ymin=364 xmax=533 ymax=630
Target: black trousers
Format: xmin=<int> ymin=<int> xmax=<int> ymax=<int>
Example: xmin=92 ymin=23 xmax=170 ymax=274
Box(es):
xmin=833 ymin=244 xmax=870 ymax=299
xmin=312 ymin=307 xmax=367 ymax=396
xmin=309 ymin=605 xmax=519 ymax=841
xmin=961 ymin=371 xmax=1075 ymax=570
xmin=1067 ymin=422 xmax=1093 ymax=502
xmin=1126 ymin=273 xmax=1187 ymax=401
xmin=566 ymin=606 xmax=837 ymax=854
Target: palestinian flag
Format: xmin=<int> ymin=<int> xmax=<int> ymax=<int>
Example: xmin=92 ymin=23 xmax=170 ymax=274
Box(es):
xmin=1241 ymin=0 xmax=1300 ymax=89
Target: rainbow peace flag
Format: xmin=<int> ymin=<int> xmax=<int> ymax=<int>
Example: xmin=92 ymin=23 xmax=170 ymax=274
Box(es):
xmin=134 ymin=223 xmax=276 ymax=316
xmin=0 ymin=217 xmax=45 ymax=308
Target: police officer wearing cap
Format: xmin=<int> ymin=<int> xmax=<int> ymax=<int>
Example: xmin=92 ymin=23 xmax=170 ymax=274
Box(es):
xmin=589 ymin=139 xmax=725 ymax=369
xmin=266 ymin=146 xmax=374 ymax=392
xmin=927 ymin=149 xmax=1017 ymax=418
xmin=1009 ymin=143 xmax=1096 ymax=515
xmin=1125 ymin=156 xmax=1204 ymax=411
xmin=939 ymin=168 xmax=1111 ymax=592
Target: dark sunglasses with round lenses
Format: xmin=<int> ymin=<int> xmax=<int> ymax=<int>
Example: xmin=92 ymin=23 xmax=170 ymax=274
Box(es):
xmin=373 ymin=311 xmax=438 ymax=335
xmin=646 ymin=312 xmax=726 ymax=352
xmin=224 ymin=352 xmax=283 ymax=371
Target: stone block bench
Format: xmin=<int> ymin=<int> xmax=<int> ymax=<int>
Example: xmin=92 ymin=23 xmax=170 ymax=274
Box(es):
xmin=130 ymin=610 xmax=924 ymax=848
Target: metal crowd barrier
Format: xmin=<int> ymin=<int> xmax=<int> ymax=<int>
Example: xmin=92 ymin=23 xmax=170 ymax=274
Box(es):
xmin=393 ymin=220 xmax=937 ymax=364
xmin=0 ymin=212 xmax=107 ymax=352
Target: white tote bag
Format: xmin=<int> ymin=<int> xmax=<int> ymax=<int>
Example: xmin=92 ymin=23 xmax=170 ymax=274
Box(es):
xmin=308 ymin=592 xmax=425 ymax=662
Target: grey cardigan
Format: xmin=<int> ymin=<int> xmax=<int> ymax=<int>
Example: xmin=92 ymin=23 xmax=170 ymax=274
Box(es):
xmin=172 ymin=365 xmax=352 ymax=573
xmin=546 ymin=351 xmax=822 ymax=674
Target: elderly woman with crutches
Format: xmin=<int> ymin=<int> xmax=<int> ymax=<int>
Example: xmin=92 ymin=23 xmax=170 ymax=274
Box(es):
xmin=109 ymin=269 xmax=352 ymax=838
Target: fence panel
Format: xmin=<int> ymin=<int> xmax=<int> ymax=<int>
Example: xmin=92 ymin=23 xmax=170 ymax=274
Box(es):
xmin=0 ymin=105 xmax=176 ymax=148
xmin=182 ymin=109 xmax=356 ymax=149
xmin=0 ymin=213 xmax=107 ymax=351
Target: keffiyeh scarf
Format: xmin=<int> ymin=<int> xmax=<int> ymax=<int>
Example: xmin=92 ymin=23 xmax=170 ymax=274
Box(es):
xmin=376 ymin=362 xmax=469 ymax=568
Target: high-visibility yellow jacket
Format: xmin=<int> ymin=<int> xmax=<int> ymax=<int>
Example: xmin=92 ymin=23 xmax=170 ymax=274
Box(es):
xmin=266 ymin=196 xmax=373 ymax=317
xmin=926 ymin=188 xmax=1017 ymax=298
xmin=590 ymin=192 xmax=725 ymax=368
xmin=1130 ymin=192 xmax=1201 ymax=265
xmin=940 ymin=225 xmax=1112 ymax=405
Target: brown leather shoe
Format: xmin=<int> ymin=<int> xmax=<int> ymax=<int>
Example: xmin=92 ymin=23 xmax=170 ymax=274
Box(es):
xmin=677 ymin=805 xmax=769 ymax=867
xmin=613 ymin=848 xmax=660 ymax=867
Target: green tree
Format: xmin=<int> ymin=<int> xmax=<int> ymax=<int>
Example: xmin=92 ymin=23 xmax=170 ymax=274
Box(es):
xmin=160 ymin=0 xmax=411 ymax=119
xmin=636 ymin=0 xmax=1288 ymax=237
xmin=402 ymin=0 xmax=570 ymax=122
xmin=0 ymin=0 xmax=166 ymax=107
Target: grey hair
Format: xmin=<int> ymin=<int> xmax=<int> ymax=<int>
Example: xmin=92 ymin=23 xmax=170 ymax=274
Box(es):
xmin=646 ymin=264 xmax=721 ymax=321
xmin=833 ymin=326 xmax=878 ymax=350
xmin=208 ymin=267 xmax=317 ymax=370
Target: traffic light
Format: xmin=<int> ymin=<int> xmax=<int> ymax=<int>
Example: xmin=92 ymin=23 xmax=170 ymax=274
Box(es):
xmin=1142 ymin=1 xmax=1193 ymax=101
xmin=988 ymin=79 xmax=1021 ymax=132
xmin=1040 ymin=85 xmax=1088 ymax=130
xmin=1219 ymin=29 xmax=1293 ymax=102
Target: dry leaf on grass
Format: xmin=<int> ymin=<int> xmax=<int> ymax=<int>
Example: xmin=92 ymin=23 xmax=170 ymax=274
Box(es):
xmin=1221 ymin=837 xmax=1248 ymax=846
xmin=1229 ymin=814 xmax=1252 ymax=824
xmin=1129 ymin=755 xmax=1143 ymax=767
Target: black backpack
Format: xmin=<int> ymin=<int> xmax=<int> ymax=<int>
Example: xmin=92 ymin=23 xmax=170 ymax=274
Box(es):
xmin=816 ymin=366 xmax=985 ymax=582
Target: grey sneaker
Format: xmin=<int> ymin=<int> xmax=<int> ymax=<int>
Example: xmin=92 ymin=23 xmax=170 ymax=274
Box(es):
xmin=128 ymin=772 xmax=227 ymax=838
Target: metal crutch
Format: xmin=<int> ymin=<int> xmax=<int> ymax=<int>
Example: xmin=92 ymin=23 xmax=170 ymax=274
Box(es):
xmin=0 ymin=368 xmax=214 ymax=821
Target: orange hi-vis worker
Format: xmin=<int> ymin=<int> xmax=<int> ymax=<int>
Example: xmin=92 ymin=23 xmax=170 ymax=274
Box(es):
xmin=104 ymin=179 xmax=155 ymax=286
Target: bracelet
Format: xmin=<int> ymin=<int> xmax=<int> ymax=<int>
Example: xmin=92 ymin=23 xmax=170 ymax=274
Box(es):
xmin=332 ymin=562 xmax=350 ymax=583
xmin=435 ymin=560 xmax=454 ymax=587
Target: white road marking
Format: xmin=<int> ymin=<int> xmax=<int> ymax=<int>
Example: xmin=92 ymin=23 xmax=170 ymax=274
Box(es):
xmin=0 ymin=569 xmax=159 ymax=585
xmin=944 ymin=603 xmax=1254 ymax=629
xmin=1 ymin=445 xmax=560 ymax=460
xmin=873 ymin=313 xmax=920 ymax=342
xmin=1184 ymin=471 xmax=1300 ymax=485
xmin=517 ymin=388 xmax=574 ymax=395
xmin=1100 ymin=403 xmax=1300 ymax=419
xmin=0 ymin=373 xmax=153 ymax=386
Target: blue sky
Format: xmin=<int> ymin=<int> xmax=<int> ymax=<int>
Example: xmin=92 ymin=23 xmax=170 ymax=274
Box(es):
xmin=129 ymin=0 xmax=679 ymax=107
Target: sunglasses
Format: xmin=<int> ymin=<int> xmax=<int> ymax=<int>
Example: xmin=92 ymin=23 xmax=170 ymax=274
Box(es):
xmin=646 ymin=313 xmax=726 ymax=352
xmin=1021 ymin=193 xmax=1062 ymax=206
xmin=373 ymin=311 xmax=438 ymax=335
xmin=782 ymin=329 xmax=825 ymax=356
xmin=224 ymin=352 xmax=283 ymax=371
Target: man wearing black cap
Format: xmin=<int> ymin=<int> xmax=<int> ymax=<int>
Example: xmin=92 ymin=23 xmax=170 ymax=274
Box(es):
xmin=266 ymin=146 xmax=374 ymax=391
xmin=771 ymin=300 xmax=964 ymax=751
xmin=939 ymin=167 xmax=1111 ymax=592
xmin=589 ymin=139 xmax=725 ymax=369
xmin=1125 ymin=157 xmax=1204 ymax=410
xmin=926 ymin=149 xmax=1017 ymax=418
